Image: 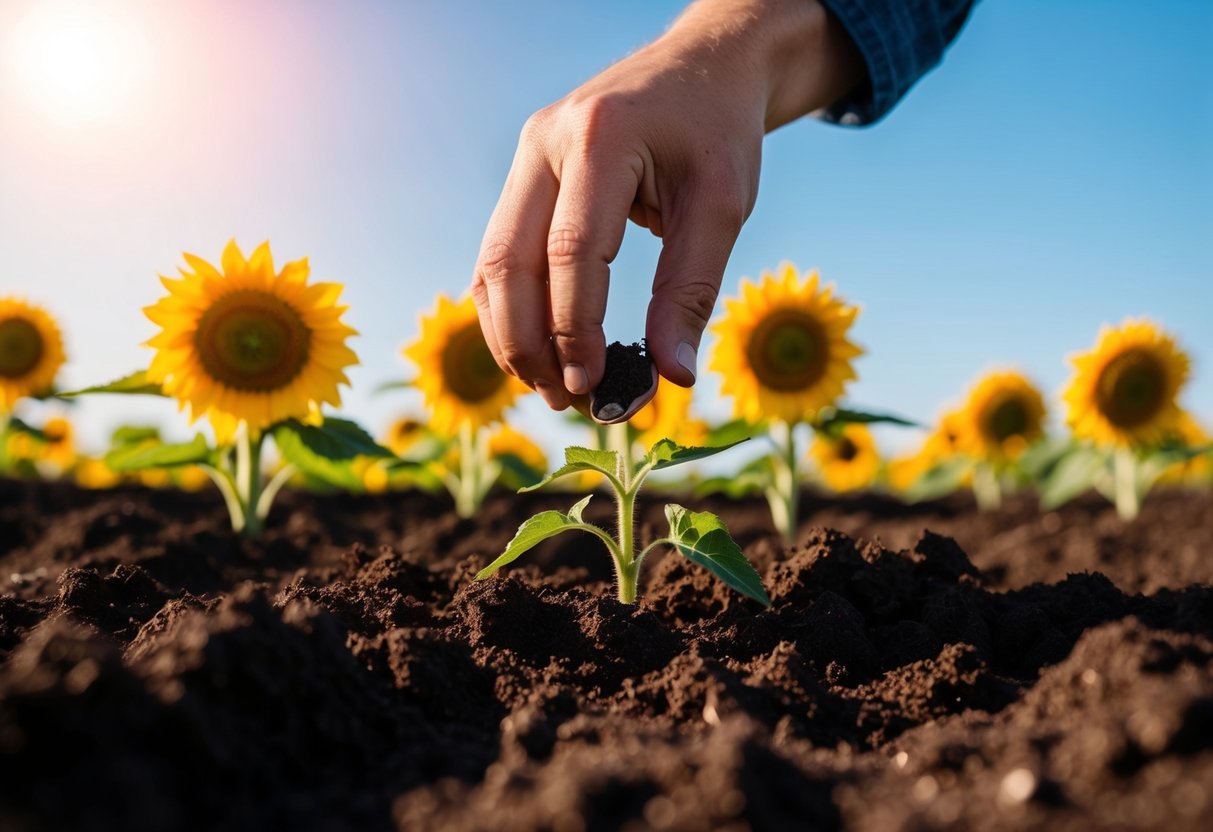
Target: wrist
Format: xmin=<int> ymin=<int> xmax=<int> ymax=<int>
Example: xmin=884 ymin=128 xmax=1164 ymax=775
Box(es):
xmin=666 ymin=0 xmax=864 ymax=132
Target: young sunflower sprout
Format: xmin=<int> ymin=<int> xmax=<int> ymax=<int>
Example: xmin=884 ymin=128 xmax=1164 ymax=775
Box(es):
xmin=476 ymin=437 xmax=771 ymax=607
xmin=63 ymin=241 xmax=394 ymax=537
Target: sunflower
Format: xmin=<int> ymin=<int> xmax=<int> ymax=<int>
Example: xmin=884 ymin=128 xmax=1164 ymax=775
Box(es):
xmin=403 ymin=294 xmax=526 ymax=434
xmin=956 ymin=370 xmax=1046 ymax=461
xmin=384 ymin=416 xmax=429 ymax=457
xmin=810 ymin=423 xmax=880 ymax=492
xmin=143 ymin=240 xmax=358 ymax=443
xmin=888 ymin=410 xmax=966 ymax=492
xmin=488 ymin=424 xmax=548 ymax=473
xmin=630 ymin=379 xmax=707 ymax=449
xmin=9 ymin=415 xmax=76 ymax=469
xmin=75 ymin=457 xmax=121 ymax=490
xmin=709 ymin=263 xmax=862 ymax=425
xmin=0 ymin=297 xmax=66 ymax=411
xmin=1063 ymin=319 xmax=1189 ymax=447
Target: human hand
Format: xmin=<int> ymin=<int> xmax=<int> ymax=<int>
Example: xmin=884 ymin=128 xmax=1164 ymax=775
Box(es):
xmin=472 ymin=0 xmax=863 ymax=410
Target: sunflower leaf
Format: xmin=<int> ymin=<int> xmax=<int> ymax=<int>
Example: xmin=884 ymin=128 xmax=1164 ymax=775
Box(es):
xmin=519 ymin=446 xmax=620 ymax=492
xmin=475 ymin=495 xmax=596 ymax=579
xmin=664 ymin=504 xmax=770 ymax=606
xmin=372 ymin=379 xmax=415 ymax=395
xmin=110 ymin=425 xmax=163 ymax=447
xmin=495 ymin=452 xmax=546 ymax=490
xmin=815 ymin=406 xmax=918 ymax=437
xmin=693 ymin=455 xmax=773 ymax=498
xmin=645 ymin=438 xmax=749 ymax=471
xmin=706 ymin=418 xmax=763 ymax=447
xmin=274 ymin=418 xmax=394 ymax=461
xmin=903 ymin=457 xmax=973 ymax=503
xmin=1038 ymin=446 xmax=1108 ymax=509
xmin=5 ymin=417 xmax=48 ymax=442
xmin=104 ymin=434 xmax=213 ymax=471
xmin=60 ymin=370 xmax=165 ymax=398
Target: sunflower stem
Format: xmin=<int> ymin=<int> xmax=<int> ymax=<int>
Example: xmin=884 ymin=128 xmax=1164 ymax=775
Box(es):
xmin=1114 ymin=446 xmax=1141 ymax=521
xmin=234 ymin=425 xmax=265 ymax=537
xmin=607 ymin=421 xmax=633 ymax=480
xmin=0 ymin=414 xmax=11 ymax=474
xmin=766 ymin=419 xmax=799 ymax=544
xmin=972 ymin=462 xmax=1002 ymax=511
xmin=608 ymin=443 xmax=640 ymax=604
xmin=455 ymin=421 xmax=479 ymax=518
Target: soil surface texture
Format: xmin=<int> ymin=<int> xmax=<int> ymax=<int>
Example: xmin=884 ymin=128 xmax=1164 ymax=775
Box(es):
xmin=592 ymin=341 xmax=654 ymax=422
xmin=1 ymin=477 xmax=1211 ymax=831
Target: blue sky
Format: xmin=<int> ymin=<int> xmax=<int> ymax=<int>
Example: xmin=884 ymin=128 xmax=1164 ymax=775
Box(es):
xmin=2 ymin=0 xmax=1210 ymax=457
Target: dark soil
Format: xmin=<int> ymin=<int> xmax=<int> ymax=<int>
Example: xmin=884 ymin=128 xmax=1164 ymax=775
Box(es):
xmin=592 ymin=341 xmax=653 ymax=421
xmin=1 ymin=477 xmax=1211 ymax=831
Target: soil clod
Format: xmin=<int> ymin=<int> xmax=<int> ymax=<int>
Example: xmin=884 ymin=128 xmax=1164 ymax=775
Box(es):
xmin=590 ymin=341 xmax=656 ymax=423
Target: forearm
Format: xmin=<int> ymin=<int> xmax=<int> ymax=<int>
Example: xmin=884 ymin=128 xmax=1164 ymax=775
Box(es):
xmin=659 ymin=0 xmax=866 ymax=133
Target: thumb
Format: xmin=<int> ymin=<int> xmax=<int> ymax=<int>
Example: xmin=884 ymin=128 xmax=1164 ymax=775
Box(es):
xmin=645 ymin=196 xmax=744 ymax=386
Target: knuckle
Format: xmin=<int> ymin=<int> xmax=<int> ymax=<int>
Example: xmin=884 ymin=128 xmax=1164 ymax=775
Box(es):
xmin=519 ymin=107 xmax=554 ymax=143
xmin=476 ymin=238 xmax=522 ymax=287
xmin=664 ymin=280 xmax=719 ymax=330
xmin=703 ymin=187 xmax=748 ymax=234
xmin=546 ymin=226 xmax=596 ymax=269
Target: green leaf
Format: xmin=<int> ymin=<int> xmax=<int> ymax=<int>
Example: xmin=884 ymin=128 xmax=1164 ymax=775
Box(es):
xmin=61 ymin=370 xmax=165 ymax=398
xmin=273 ymin=419 xmax=390 ymax=490
xmin=475 ymin=495 xmax=595 ymax=579
xmin=706 ymin=418 xmax=762 ymax=447
xmin=815 ymin=406 xmax=918 ymax=437
xmin=519 ymin=446 xmax=621 ymax=492
xmin=645 ymin=438 xmax=748 ymax=471
xmin=372 ymin=379 xmax=415 ymax=394
xmin=664 ymin=504 xmax=770 ymax=606
xmin=903 ymin=457 xmax=972 ymax=503
xmin=1038 ymin=446 xmax=1108 ymax=509
xmin=110 ymin=425 xmax=163 ymax=447
xmin=274 ymin=418 xmax=394 ymax=461
xmin=495 ymin=452 xmax=546 ymax=490
xmin=6 ymin=417 xmax=48 ymax=442
xmin=105 ymin=434 xmax=213 ymax=472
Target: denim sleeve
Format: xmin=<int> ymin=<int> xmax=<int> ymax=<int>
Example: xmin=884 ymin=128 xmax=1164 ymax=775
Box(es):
xmin=816 ymin=0 xmax=976 ymax=125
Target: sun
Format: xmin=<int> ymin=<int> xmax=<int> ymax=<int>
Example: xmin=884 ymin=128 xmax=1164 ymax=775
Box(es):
xmin=9 ymin=1 xmax=146 ymax=124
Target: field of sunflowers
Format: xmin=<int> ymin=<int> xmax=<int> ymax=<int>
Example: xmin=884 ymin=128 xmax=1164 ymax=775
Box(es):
xmin=1 ymin=246 xmax=1211 ymax=830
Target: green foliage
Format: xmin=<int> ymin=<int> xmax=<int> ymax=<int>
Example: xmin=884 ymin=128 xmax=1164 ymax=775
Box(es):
xmin=61 ymin=370 xmax=165 ymax=397
xmin=475 ymin=495 xmax=594 ymax=579
xmin=479 ymin=434 xmax=766 ymax=607
xmin=814 ymin=406 xmax=918 ymax=438
xmin=105 ymin=433 xmax=213 ymax=472
xmin=273 ymin=418 xmax=394 ymax=490
xmin=665 ymin=504 xmax=770 ymax=606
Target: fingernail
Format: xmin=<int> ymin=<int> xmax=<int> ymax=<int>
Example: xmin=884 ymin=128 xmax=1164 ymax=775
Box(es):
xmin=534 ymin=381 xmax=568 ymax=410
xmin=563 ymin=363 xmax=589 ymax=395
xmin=676 ymin=341 xmax=697 ymax=381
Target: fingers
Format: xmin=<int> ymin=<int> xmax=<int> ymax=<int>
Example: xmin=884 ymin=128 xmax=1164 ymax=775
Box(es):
xmin=645 ymin=186 xmax=747 ymax=387
xmin=472 ymin=140 xmax=569 ymax=410
xmin=547 ymin=154 xmax=640 ymax=395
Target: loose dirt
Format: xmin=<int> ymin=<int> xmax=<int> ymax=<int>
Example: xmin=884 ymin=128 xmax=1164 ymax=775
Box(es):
xmin=1 ymin=478 xmax=1210 ymax=831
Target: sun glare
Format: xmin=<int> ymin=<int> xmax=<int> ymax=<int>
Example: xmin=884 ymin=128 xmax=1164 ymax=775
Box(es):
xmin=9 ymin=1 xmax=146 ymax=124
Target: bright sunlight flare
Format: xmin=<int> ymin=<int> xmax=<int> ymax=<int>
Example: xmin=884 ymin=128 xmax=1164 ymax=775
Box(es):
xmin=8 ymin=0 xmax=146 ymax=124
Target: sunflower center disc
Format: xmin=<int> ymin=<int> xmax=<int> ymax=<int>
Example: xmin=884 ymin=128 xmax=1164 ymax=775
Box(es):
xmin=835 ymin=437 xmax=859 ymax=462
xmin=0 ymin=318 xmax=45 ymax=379
xmin=985 ymin=396 xmax=1031 ymax=442
xmin=442 ymin=323 xmax=506 ymax=403
xmin=195 ymin=290 xmax=311 ymax=392
xmin=747 ymin=309 xmax=829 ymax=392
xmin=1097 ymin=348 xmax=1167 ymax=428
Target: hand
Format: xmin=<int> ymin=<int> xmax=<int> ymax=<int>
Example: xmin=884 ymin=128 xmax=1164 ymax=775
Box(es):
xmin=472 ymin=0 xmax=863 ymax=409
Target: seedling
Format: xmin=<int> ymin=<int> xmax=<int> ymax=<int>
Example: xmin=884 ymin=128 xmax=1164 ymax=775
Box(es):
xmin=476 ymin=437 xmax=770 ymax=607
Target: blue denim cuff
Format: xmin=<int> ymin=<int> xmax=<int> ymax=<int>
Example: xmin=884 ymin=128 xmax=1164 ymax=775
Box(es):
xmin=816 ymin=0 xmax=976 ymax=126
